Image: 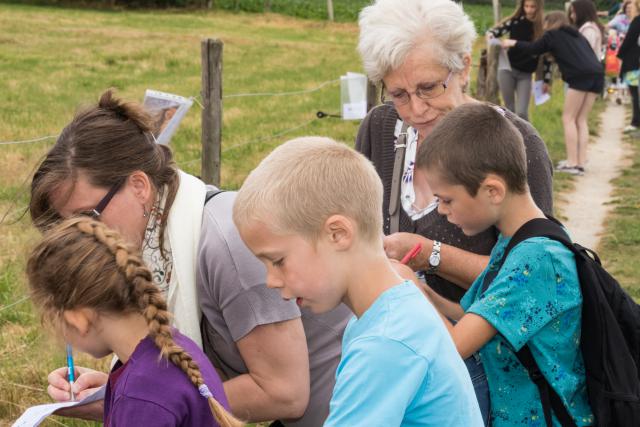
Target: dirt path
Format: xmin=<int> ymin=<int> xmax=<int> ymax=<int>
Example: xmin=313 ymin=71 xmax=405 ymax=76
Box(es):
xmin=560 ymin=102 xmax=631 ymax=250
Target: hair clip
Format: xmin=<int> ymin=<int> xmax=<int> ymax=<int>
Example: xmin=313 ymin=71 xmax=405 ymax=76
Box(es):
xmin=198 ymin=384 xmax=213 ymax=399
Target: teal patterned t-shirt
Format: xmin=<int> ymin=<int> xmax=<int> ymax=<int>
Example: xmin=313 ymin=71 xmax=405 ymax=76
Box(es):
xmin=461 ymin=235 xmax=593 ymax=426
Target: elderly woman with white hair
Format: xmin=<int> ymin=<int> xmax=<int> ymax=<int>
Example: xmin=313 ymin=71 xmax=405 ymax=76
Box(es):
xmin=356 ymin=0 xmax=554 ymax=424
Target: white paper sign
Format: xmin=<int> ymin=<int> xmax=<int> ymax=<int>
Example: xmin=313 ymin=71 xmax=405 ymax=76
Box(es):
xmin=340 ymin=72 xmax=368 ymax=120
xmin=488 ymin=38 xmax=512 ymax=72
xmin=533 ymin=80 xmax=551 ymax=106
xmin=143 ymin=90 xmax=193 ymax=145
xmin=12 ymin=386 xmax=106 ymax=427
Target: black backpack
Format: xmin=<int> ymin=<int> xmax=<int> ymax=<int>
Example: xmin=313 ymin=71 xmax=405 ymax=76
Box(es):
xmin=482 ymin=217 xmax=640 ymax=427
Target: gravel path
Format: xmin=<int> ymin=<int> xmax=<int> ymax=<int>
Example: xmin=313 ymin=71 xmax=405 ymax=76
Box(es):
xmin=560 ymin=102 xmax=631 ymax=250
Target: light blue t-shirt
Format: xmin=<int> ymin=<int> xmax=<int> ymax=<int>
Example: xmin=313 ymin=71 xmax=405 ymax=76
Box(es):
xmin=461 ymin=235 xmax=594 ymax=426
xmin=324 ymin=281 xmax=483 ymax=427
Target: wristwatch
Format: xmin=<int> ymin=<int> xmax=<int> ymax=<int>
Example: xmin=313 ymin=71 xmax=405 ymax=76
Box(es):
xmin=427 ymin=240 xmax=442 ymax=274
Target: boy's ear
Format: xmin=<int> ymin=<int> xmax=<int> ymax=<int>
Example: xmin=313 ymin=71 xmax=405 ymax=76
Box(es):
xmin=323 ymin=214 xmax=355 ymax=250
xmin=62 ymin=308 xmax=96 ymax=336
xmin=481 ymin=174 xmax=507 ymax=204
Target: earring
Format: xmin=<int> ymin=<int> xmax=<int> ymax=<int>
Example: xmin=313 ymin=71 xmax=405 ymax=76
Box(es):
xmin=143 ymin=205 xmax=149 ymax=218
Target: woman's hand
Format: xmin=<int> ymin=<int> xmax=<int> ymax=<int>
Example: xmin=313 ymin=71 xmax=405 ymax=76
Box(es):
xmin=383 ymin=232 xmax=430 ymax=271
xmin=48 ymin=366 xmax=108 ymax=402
xmin=542 ymin=83 xmax=550 ymax=94
xmin=485 ymin=32 xmax=495 ymax=43
xmin=501 ymin=39 xmax=517 ymax=48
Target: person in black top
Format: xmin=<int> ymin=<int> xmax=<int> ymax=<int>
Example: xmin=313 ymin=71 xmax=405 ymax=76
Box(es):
xmin=504 ymin=11 xmax=605 ymax=176
xmin=486 ymin=0 xmax=545 ymax=121
xmin=617 ymin=0 xmax=640 ymax=132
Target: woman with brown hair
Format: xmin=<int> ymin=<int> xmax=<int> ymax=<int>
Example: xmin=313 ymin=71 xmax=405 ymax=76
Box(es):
xmin=27 ymin=217 xmax=242 ymax=426
xmin=569 ymin=0 xmax=605 ymax=59
xmin=32 ymin=90 xmax=350 ymax=426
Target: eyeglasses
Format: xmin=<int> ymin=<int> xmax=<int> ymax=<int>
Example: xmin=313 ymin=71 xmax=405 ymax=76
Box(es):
xmin=90 ymin=179 xmax=124 ymax=219
xmin=382 ymin=71 xmax=454 ymax=106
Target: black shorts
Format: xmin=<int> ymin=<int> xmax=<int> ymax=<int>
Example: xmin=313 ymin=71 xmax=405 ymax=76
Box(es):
xmin=567 ymin=74 xmax=605 ymax=94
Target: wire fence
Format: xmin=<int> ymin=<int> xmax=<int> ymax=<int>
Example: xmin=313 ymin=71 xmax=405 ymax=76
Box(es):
xmin=0 ymin=77 xmax=346 ymax=319
xmin=0 ymin=78 xmax=341 ymax=147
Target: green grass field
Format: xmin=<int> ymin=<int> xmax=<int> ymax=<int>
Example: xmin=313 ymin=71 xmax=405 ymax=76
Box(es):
xmin=0 ymin=2 xmax=632 ymax=426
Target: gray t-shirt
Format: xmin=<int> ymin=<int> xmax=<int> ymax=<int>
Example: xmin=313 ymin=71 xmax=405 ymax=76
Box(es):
xmin=197 ymin=191 xmax=352 ymax=427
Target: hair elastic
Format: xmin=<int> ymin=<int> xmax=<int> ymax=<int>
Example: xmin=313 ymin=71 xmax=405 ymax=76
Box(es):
xmin=198 ymin=384 xmax=213 ymax=399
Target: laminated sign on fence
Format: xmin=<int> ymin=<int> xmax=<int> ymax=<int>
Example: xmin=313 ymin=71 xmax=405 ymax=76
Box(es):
xmin=143 ymin=90 xmax=193 ymax=145
xmin=340 ymin=72 xmax=367 ymax=120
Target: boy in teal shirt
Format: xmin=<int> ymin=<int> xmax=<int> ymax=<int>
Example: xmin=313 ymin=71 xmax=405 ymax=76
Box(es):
xmin=232 ymin=137 xmax=483 ymax=426
xmin=414 ymin=103 xmax=593 ymax=426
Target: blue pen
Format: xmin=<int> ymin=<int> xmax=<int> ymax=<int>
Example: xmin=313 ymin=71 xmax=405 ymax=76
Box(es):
xmin=66 ymin=344 xmax=76 ymax=401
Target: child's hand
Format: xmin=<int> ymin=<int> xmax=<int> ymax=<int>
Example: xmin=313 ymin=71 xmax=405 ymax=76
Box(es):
xmin=501 ymin=39 xmax=517 ymax=48
xmin=542 ymin=83 xmax=550 ymax=94
xmin=48 ymin=366 xmax=108 ymax=402
xmin=383 ymin=233 xmax=428 ymax=271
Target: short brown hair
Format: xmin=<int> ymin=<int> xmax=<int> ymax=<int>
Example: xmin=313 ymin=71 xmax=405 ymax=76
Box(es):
xmin=415 ymin=103 xmax=528 ymax=196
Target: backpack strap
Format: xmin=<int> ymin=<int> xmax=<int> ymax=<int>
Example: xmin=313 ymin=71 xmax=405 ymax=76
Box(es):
xmin=388 ymin=122 xmax=410 ymax=234
xmin=204 ymin=189 xmax=224 ymax=205
xmin=481 ymin=216 xmax=578 ymax=427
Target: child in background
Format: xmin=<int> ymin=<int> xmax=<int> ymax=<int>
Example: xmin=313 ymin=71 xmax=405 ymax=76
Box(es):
xmin=26 ymin=217 xmax=242 ymax=427
xmin=569 ymin=0 xmax=606 ymax=59
xmin=503 ymin=11 xmax=605 ymax=176
xmin=232 ymin=137 xmax=483 ymax=426
xmin=413 ymin=103 xmax=593 ymax=426
xmin=486 ymin=0 xmax=545 ymax=120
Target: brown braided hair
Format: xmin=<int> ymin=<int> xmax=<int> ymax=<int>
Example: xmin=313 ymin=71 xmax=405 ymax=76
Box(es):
xmin=26 ymin=217 xmax=243 ymax=427
xmin=29 ymin=89 xmax=179 ymax=257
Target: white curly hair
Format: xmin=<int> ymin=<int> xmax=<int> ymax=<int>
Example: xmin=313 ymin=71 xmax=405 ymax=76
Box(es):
xmin=358 ymin=0 xmax=477 ymax=83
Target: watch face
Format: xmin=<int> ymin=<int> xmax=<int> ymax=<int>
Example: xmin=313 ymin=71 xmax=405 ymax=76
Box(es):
xmin=430 ymin=254 xmax=440 ymax=267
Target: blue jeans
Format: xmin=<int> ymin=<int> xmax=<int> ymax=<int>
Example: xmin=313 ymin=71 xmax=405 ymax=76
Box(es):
xmin=465 ymin=352 xmax=491 ymax=426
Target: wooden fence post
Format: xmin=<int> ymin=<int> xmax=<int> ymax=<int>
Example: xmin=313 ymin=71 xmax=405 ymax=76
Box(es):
xmin=201 ymin=38 xmax=223 ymax=186
xmin=476 ymin=49 xmax=488 ymax=100
xmin=327 ymin=0 xmax=334 ymax=21
xmin=492 ymin=0 xmax=501 ymax=24
xmin=485 ymin=43 xmax=501 ymax=105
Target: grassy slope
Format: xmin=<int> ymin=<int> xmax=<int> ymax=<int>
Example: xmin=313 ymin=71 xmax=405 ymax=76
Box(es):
xmin=600 ymin=133 xmax=640 ymax=300
xmin=0 ymin=2 xmax=622 ymax=426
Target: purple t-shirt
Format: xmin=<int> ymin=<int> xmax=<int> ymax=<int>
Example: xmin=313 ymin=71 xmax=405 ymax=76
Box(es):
xmin=104 ymin=329 xmax=229 ymax=427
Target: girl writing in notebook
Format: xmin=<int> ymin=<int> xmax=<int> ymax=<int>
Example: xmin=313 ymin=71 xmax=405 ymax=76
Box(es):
xmin=26 ymin=217 xmax=242 ymax=427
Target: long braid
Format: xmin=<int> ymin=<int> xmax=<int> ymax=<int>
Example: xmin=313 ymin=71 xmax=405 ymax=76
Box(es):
xmin=73 ymin=219 xmax=243 ymax=427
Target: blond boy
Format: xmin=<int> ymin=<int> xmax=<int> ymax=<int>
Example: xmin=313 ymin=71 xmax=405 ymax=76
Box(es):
xmin=233 ymin=137 xmax=482 ymax=426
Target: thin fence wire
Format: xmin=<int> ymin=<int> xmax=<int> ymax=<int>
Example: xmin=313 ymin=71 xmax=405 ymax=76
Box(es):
xmin=0 ymin=135 xmax=58 ymax=146
xmin=0 ymin=295 xmax=30 ymax=313
xmin=222 ymin=78 xmax=340 ymax=99
xmin=0 ymin=79 xmax=339 ymax=146
xmin=179 ymin=116 xmax=318 ymax=167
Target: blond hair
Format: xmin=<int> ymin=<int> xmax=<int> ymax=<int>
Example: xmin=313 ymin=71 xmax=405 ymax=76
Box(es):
xmin=26 ymin=217 xmax=243 ymax=427
xmin=233 ymin=137 xmax=383 ymax=243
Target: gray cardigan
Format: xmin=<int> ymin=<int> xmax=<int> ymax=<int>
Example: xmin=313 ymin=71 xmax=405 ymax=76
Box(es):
xmin=355 ymin=103 xmax=554 ymax=301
